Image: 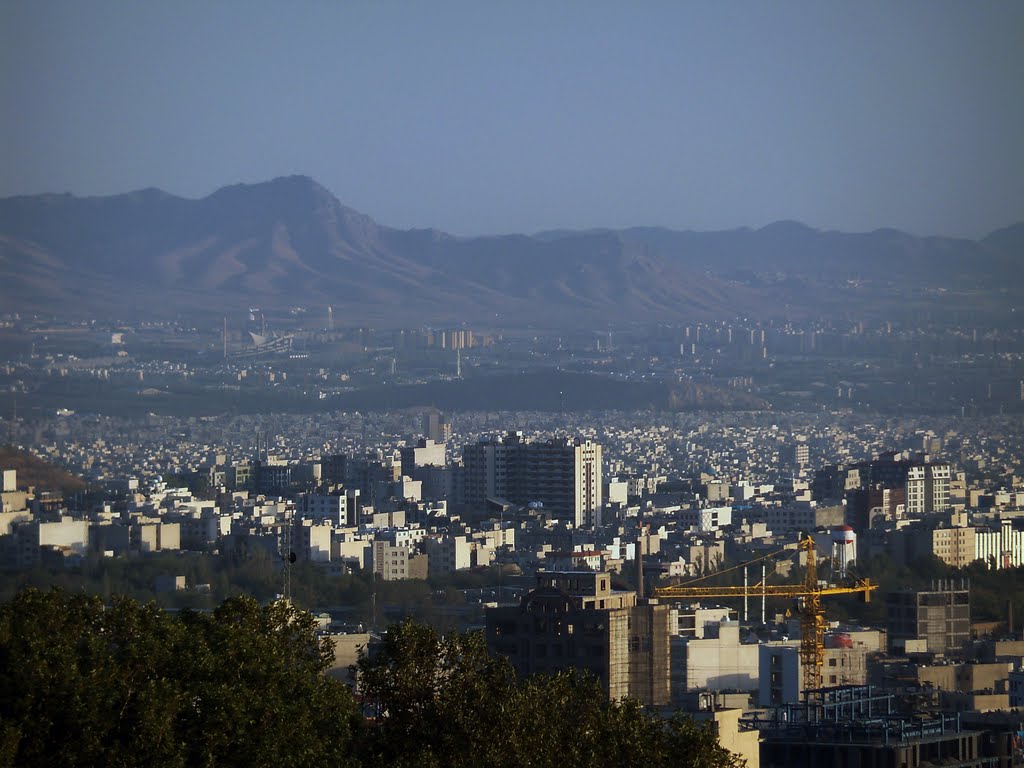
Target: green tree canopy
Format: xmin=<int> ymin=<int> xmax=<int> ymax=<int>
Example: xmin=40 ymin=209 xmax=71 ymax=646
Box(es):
xmin=1 ymin=591 xmax=744 ymax=768
xmin=0 ymin=590 xmax=359 ymax=768
xmin=357 ymin=618 xmax=745 ymax=768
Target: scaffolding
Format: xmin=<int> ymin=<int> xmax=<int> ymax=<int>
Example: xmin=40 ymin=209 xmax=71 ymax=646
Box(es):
xmin=745 ymin=686 xmax=1003 ymax=768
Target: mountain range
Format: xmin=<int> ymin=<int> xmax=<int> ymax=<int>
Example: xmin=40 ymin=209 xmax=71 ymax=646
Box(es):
xmin=0 ymin=175 xmax=1020 ymax=327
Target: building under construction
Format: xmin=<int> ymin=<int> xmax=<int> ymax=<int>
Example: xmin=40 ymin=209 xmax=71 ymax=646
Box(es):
xmin=887 ymin=579 xmax=971 ymax=655
xmin=752 ymin=685 xmax=1013 ymax=767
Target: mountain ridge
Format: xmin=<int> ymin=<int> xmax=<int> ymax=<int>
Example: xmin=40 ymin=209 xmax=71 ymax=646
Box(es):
xmin=0 ymin=176 xmax=1020 ymax=326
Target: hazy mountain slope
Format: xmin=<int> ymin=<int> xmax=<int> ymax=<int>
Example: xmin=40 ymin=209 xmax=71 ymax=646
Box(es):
xmin=608 ymin=222 xmax=1007 ymax=288
xmin=0 ymin=176 xmax=1019 ymax=325
xmin=0 ymin=177 xmax=755 ymax=325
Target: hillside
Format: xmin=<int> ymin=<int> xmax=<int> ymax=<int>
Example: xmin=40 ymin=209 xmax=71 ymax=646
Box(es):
xmin=0 ymin=177 xmax=751 ymax=327
xmin=0 ymin=446 xmax=89 ymax=494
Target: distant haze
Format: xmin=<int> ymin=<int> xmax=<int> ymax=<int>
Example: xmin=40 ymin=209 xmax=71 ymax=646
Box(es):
xmin=1 ymin=2 xmax=1022 ymax=238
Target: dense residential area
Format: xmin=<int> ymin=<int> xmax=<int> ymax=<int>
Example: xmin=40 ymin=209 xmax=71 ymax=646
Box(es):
xmin=3 ymin=393 xmax=1024 ymax=765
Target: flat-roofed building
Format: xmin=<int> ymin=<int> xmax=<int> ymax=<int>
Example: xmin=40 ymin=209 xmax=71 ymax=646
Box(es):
xmin=463 ymin=433 xmax=603 ymax=528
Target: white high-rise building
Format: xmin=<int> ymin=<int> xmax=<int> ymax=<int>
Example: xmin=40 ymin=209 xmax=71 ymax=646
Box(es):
xmin=976 ymin=519 xmax=1024 ymax=569
xmin=905 ymin=462 xmax=951 ymax=516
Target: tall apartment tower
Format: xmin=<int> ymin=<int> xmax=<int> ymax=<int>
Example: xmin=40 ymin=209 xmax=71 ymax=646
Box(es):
xmin=905 ymin=462 xmax=951 ymax=516
xmin=462 ymin=433 xmax=603 ymax=527
xmin=523 ymin=437 xmax=603 ymax=528
xmin=421 ymin=409 xmax=451 ymax=444
xmin=831 ymin=452 xmax=953 ymax=528
xmin=462 ymin=431 xmax=527 ymax=511
xmin=574 ymin=439 xmax=603 ymax=528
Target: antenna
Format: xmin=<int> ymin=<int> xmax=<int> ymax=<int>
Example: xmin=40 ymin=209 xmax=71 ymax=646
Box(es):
xmin=223 ymin=316 xmax=228 ymax=359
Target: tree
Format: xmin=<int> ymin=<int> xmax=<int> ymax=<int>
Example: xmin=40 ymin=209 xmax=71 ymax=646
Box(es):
xmin=1 ymin=592 xmax=744 ymax=767
xmin=172 ymin=598 xmax=361 ymax=768
xmin=358 ymin=619 xmax=519 ymax=767
xmin=0 ymin=590 xmax=360 ymax=768
xmin=358 ymin=618 xmax=745 ymax=768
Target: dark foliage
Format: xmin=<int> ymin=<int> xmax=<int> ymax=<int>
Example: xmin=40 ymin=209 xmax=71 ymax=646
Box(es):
xmin=0 ymin=590 xmax=359 ymax=768
xmin=0 ymin=591 xmax=745 ymax=768
xmin=358 ymin=618 xmax=745 ymax=768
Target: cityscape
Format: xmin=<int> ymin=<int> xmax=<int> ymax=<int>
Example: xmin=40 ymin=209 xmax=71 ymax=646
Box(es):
xmin=3 ymin=305 xmax=1024 ymax=765
xmin=3 ymin=2 xmax=1024 ymax=767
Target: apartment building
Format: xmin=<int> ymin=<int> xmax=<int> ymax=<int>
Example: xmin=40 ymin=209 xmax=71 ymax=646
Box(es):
xmin=485 ymin=571 xmax=670 ymax=705
xmin=463 ymin=433 xmax=603 ymax=527
xmin=372 ymin=540 xmax=427 ymax=581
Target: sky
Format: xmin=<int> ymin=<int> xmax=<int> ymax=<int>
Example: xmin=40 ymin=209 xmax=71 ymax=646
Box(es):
xmin=1 ymin=2 xmax=1022 ymax=238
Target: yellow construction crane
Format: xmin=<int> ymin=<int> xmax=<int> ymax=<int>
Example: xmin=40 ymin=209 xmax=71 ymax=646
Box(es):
xmin=654 ymin=537 xmax=877 ymax=693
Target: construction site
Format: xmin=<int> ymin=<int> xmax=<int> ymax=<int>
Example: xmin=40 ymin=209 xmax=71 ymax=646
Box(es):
xmin=479 ymin=529 xmax=1024 ymax=765
xmin=654 ymin=537 xmax=1024 ymax=767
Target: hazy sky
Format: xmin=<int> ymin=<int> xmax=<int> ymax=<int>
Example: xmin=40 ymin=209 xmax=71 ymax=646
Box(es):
xmin=2 ymin=2 xmax=1022 ymax=237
